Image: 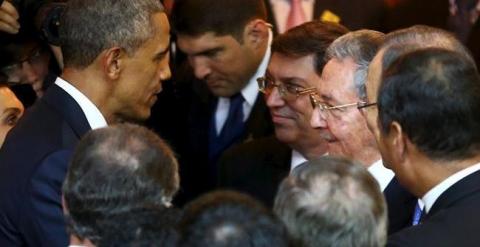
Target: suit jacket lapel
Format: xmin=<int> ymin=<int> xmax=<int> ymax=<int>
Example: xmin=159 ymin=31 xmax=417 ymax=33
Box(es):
xmin=244 ymin=94 xmax=274 ymax=141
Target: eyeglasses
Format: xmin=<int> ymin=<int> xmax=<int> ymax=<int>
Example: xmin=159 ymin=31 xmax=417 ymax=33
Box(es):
xmin=309 ymin=92 xmax=377 ymax=119
xmin=257 ymin=76 xmax=316 ymax=101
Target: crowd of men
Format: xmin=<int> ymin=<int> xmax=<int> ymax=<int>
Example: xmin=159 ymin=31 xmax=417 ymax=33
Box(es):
xmin=1 ymin=0 xmax=480 ymax=246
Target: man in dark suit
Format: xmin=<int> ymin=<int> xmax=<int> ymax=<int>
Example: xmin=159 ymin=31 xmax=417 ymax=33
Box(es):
xmin=373 ymin=48 xmax=480 ymax=246
xmin=264 ymin=0 xmax=387 ymax=34
xmin=218 ymin=21 xmax=348 ymax=207
xmin=170 ymin=0 xmax=276 ymax=204
xmin=363 ymin=24 xmax=476 ymax=230
xmin=309 ymin=30 xmax=416 ymax=234
xmin=0 ymin=0 xmax=171 ymax=245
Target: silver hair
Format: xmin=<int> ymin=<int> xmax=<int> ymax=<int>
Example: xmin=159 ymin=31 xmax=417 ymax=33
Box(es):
xmin=274 ymin=156 xmax=388 ymax=247
xmin=60 ymin=0 xmax=164 ymax=68
xmin=380 ymin=25 xmax=476 ymax=70
xmin=325 ymin=30 xmax=384 ymax=100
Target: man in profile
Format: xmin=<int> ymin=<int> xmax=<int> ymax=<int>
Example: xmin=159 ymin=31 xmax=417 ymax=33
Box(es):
xmin=376 ymin=48 xmax=480 ymax=246
xmin=274 ymin=156 xmax=388 ymax=247
xmin=63 ymin=124 xmax=180 ymax=246
xmin=218 ymin=21 xmax=348 ymax=207
xmin=0 ymin=0 xmax=171 ymax=245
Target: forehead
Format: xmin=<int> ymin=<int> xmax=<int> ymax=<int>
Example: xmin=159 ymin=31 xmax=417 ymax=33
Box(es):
xmin=366 ymin=49 xmax=385 ymax=98
xmin=0 ymin=87 xmax=22 ymax=111
xmin=176 ymin=32 xmax=239 ymax=54
xmin=150 ymin=12 xmax=170 ymax=48
xmin=320 ymin=58 xmax=358 ymax=97
xmin=268 ymin=53 xmax=317 ymax=79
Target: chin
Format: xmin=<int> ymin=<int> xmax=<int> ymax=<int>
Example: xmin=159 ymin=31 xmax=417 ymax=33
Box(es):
xmin=274 ymin=129 xmax=296 ymax=144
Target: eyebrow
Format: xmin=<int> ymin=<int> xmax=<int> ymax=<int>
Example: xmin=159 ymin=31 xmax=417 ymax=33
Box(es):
xmin=191 ymin=47 xmax=224 ymax=57
xmin=2 ymin=107 xmax=22 ymax=116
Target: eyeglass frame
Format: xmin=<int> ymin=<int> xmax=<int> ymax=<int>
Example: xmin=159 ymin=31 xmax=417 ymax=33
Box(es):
xmin=308 ymin=92 xmax=377 ymax=118
xmin=257 ymin=76 xmax=317 ymax=101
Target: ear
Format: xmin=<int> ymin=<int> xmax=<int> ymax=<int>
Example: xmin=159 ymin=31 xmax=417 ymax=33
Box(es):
xmin=243 ymin=19 xmax=270 ymax=48
xmin=102 ymin=47 xmax=124 ymax=80
xmin=388 ymin=121 xmax=407 ymax=163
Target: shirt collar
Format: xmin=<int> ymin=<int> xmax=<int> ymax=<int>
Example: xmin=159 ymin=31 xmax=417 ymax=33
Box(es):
xmin=55 ymin=77 xmax=108 ymax=130
xmin=367 ymin=159 xmax=395 ymax=192
xmin=240 ymin=30 xmax=273 ymax=107
xmin=290 ymin=149 xmax=308 ymax=172
xmin=422 ymin=162 xmax=480 ymax=214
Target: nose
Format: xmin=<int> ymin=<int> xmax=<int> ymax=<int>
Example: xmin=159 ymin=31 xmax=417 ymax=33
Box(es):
xmin=21 ymin=62 xmax=39 ymax=85
xmin=158 ymin=53 xmax=172 ymax=82
xmin=266 ymin=86 xmax=285 ymax=108
xmin=310 ymin=107 xmax=328 ymax=128
xmin=189 ymin=56 xmax=211 ymax=80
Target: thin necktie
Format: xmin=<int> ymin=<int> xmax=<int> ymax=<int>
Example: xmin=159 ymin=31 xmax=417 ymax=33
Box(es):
xmin=285 ymin=0 xmax=307 ymax=31
xmin=411 ymin=202 xmax=424 ymax=226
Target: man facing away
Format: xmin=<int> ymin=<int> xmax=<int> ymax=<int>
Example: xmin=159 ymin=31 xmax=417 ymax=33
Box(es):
xmin=376 ymin=47 xmax=480 ymax=247
xmin=0 ymin=0 xmax=171 ymax=245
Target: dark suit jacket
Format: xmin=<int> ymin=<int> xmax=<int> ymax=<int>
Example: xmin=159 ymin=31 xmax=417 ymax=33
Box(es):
xmin=264 ymin=0 xmax=387 ymax=33
xmin=388 ymin=170 xmax=480 ymax=247
xmin=0 ymin=84 xmax=91 ymax=246
xmin=218 ymin=137 xmax=415 ymax=234
xmin=168 ymin=70 xmax=274 ymax=206
xmin=218 ymin=136 xmax=291 ymax=207
xmin=384 ymin=177 xmax=417 ymax=235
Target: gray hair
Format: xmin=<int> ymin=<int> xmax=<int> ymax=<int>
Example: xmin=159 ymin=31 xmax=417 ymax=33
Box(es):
xmin=274 ymin=156 xmax=387 ymax=247
xmin=325 ymin=30 xmax=384 ymax=100
xmin=60 ymin=0 xmax=164 ymax=68
xmin=380 ymin=25 xmax=475 ymax=72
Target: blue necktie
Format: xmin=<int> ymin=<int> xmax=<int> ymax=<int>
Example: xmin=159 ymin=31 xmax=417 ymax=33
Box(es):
xmin=208 ymin=93 xmax=246 ymax=164
xmin=411 ymin=202 xmax=424 ymax=225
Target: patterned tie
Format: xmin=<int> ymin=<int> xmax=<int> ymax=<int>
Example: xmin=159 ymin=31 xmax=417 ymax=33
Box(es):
xmin=285 ymin=0 xmax=307 ymax=31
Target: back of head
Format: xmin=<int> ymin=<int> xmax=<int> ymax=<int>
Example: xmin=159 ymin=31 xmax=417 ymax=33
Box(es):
xmin=378 ymin=48 xmax=480 ymax=161
xmin=63 ymin=123 xmax=179 ymax=242
xmin=178 ymin=190 xmax=289 ymax=247
xmin=60 ymin=0 xmax=164 ymax=68
xmin=274 ymin=157 xmax=387 ymax=247
xmin=326 ymin=30 xmax=385 ymax=100
xmin=272 ymin=21 xmax=349 ymax=75
xmin=171 ymin=0 xmax=267 ymax=40
xmin=96 ymin=207 xmax=181 ymax=247
xmin=381 ymin=25 xmax=475 ymax=72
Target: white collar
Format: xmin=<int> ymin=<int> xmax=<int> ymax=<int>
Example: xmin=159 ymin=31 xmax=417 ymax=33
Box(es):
xmin=239 ymin=30 xmax=273 ymax=107
xmin=290 ymin=149 xmax=308 ymax=172
xmin=55 ymin=77 xmax=108 ymax=130
xmin=422 ymin=162 xmax=480 ymax=214
xmin=367 ymin=159 xmax=395 ymax=192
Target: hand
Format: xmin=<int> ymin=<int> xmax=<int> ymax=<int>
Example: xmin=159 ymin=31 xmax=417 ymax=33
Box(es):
xmin=0 ymin=0 xmax=20 ymax=34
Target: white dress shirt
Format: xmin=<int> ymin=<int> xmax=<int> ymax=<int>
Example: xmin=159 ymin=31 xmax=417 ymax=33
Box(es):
xmin=214 ymin=31 xmax=273 ymax=134
xmin=422 ymin=162 xmax=480 ymax=214
xmin=290 ymin=149 xmax=308 ymax=172
xmin=367 ymin=159 xmax=395 ymax=192
xmin=269 ymin=0 xmax=315 ymax=33
xmin=55 ymin=77 xmax=108 ymax=130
